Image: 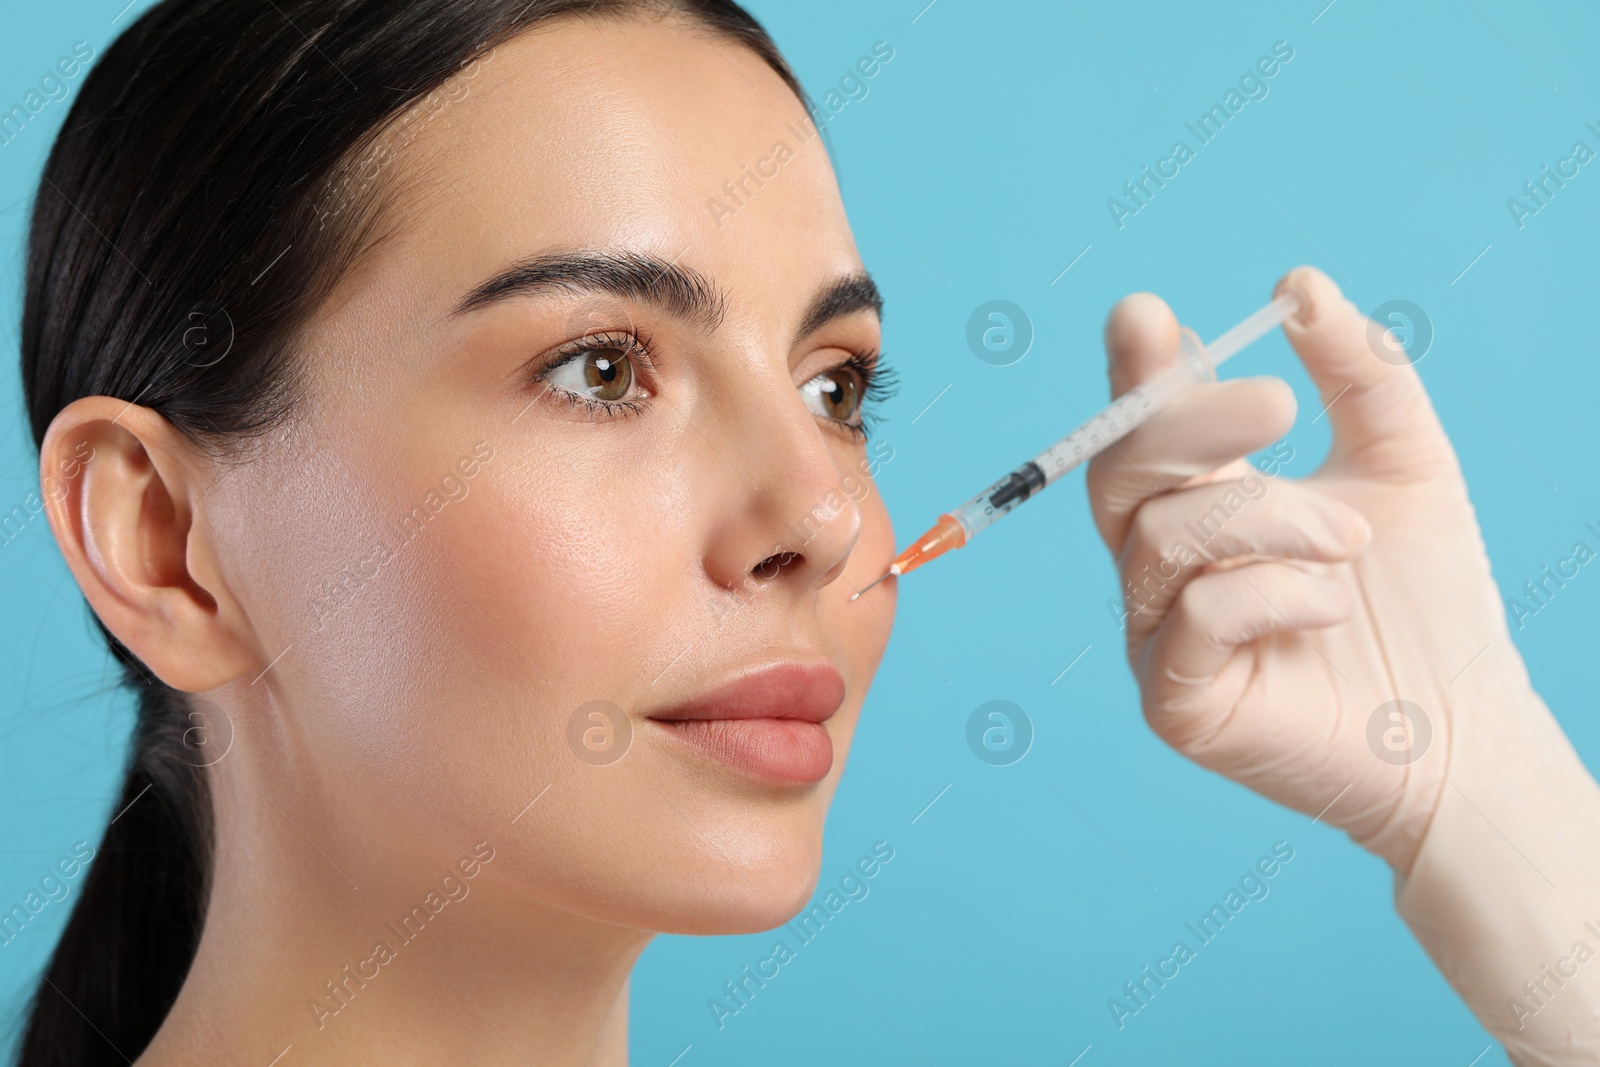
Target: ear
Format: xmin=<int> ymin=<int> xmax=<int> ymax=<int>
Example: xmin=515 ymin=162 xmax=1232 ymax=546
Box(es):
xmin=39 ymin=397 xmax=259 ymax=691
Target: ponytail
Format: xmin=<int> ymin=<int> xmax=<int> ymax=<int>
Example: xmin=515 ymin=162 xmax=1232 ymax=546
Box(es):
xmin=17 ymin=655 xmax=212 ymax=1066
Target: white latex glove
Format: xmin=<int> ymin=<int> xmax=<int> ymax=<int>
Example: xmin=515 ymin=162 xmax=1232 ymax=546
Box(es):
xmin=1086 ymin=266 xmax=1600 ymax=1065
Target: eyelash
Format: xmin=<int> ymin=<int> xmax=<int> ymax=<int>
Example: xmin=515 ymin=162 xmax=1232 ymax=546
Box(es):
xmin=534 ymin=330 xmax=658 ymax=420
xmin=531 ymin=330 xmax=899 ymax=438
xmin=835 ymin=349 xmax=899 ymax=442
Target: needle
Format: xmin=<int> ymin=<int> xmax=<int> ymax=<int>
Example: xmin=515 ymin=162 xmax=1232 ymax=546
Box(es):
xmin=849 ymin=565 xmax=900 ymax=601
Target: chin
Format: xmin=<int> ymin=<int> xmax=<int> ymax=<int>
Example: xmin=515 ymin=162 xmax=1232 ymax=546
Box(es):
xmin=642 ymin=828 xmax=827 ymax=937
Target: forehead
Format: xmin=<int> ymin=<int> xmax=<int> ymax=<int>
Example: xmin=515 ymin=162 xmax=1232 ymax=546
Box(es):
xmin=332 ymin=14 xmax=863 ymax=337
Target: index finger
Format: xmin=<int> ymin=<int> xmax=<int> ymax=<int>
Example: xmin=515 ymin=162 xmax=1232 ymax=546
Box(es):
xmin=1085 ymin=292 xmax=1296 ymax=552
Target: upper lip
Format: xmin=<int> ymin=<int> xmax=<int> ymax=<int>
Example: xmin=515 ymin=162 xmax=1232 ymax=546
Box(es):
xmin=646 ymin=662 xmax=846 ymax=724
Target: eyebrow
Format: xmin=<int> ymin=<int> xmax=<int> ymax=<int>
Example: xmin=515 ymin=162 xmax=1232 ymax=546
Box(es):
xmin=452 ymin=248 xmax=883 ymax=342
xmin=795 ymin=272 xmax=883 ymax=342
xmin=453 ymin=249 xmax=727 ymax=328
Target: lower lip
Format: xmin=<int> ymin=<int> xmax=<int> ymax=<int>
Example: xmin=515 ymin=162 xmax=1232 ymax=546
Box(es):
xmin=652 ymin=718 xmax=834 ymax=783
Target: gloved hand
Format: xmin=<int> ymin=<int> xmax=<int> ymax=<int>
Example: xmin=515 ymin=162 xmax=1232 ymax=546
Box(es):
xmin=1087 ymin=265 xmax=1475 ymax=872
xmin=1087 ymin=266 xmax=1600 ymax=1065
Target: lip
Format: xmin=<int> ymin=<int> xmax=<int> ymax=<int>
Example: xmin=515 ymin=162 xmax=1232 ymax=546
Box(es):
xmin=646 ymin=662 xmax=846 ymax=783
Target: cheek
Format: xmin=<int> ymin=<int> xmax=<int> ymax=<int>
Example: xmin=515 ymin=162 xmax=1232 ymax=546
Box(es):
xmin=823 ymin=479 xmax=895 ymax=759
xmin=446 ymin=452 xmax=687 ymax=693
xmin=846 ymin=486 xmax=895 ymax=642
xmin=228 ymin=424 xmax=694 ymax=822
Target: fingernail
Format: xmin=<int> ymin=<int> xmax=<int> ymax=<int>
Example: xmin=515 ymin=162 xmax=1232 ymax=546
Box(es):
xmin=1282 ymin=282 xmax=1314 ymax=327
xmin=1349 ymin=509 xmax=1373 ymax=547
xmin=1326 ymin=503 xmax=1371 ymax=548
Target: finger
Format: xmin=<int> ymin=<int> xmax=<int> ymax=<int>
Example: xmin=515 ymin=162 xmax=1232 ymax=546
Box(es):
xmin=1118 ymin=479 xmax=1370 ymax=634
xmin=1177 ymin=456 xmax=1253 ymax=491
xmin=1086 ymin=376 xmax=1296 ymax=552
xmin=1275 ymin=266 xmax=1456 ymax=479
xmin=1136 ymin=560 xmax=1351 ymax=706
xmin=1103 ymin=291 xmax=1181 ymax=400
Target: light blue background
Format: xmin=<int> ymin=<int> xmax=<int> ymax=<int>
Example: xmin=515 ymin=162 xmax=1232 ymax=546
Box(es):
xmin=2 ymin=1 xmax=1596 ymax=1064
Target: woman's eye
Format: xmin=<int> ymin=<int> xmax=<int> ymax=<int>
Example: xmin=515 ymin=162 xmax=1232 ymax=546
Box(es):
xmin=800 ymin=366 xmax=863 ymax=424
xmin=548 ymin=346 xmax=637 ymax=402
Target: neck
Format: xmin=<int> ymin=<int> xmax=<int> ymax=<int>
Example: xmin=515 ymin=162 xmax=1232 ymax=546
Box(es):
xmin=136 ymin=775 xmax=650 ymax=1065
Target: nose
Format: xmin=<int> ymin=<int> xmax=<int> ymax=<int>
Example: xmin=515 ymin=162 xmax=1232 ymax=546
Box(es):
xmin=699 ymin=376 xmax=864 ymax=603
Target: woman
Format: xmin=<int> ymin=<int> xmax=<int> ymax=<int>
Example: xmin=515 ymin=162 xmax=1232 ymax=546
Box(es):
xmin=16 ymin=0 xmax=1600 ymax=1063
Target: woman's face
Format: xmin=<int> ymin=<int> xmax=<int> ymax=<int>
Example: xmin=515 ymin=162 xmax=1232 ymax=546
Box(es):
xmin=201 ymin=14 xmax=896 ymax=934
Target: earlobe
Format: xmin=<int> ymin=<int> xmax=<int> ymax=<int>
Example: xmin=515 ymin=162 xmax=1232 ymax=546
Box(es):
xmin=39 ymin=397 xmax=259 ymax=692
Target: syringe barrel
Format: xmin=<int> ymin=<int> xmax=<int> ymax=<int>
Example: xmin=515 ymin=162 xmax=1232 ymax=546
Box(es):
xmin=949 ymin=326 xmax=1210 ymax=541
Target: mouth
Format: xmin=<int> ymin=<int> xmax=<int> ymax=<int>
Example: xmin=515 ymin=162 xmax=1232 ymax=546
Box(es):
xmin=645 ymin=661 xmax=846 ymax=784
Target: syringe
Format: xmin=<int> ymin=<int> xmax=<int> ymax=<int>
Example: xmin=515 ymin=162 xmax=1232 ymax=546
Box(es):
xmin=850 ymin=290 xmax=1304 ymax=601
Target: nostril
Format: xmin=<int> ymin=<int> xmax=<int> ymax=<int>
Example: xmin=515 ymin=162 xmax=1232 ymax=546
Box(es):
xmin=753 ymin=551 xmax=802 ymax=581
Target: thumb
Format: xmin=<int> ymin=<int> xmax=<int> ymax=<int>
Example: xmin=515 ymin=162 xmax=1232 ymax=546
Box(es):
xmin=1276 ymin=266 xmax=1456 ymax=481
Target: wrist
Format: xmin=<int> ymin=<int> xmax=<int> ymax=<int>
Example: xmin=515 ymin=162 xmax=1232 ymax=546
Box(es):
xmin=1393 ymin=669 xmax=1600 ymax=1063
xmin=1362 ymin=650 xmax=1544 ymax=879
